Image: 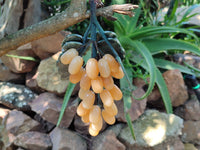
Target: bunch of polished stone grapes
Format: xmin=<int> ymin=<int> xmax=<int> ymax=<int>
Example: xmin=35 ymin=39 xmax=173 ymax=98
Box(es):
xmin=60 ymin=48 xmax=124 ymax=136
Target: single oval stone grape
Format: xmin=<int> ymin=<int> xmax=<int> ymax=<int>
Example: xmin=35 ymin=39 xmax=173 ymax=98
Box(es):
xmin=60 ymin=48 xmax=78 ymax=65
xmin=91 ymin=76 xmax=103 ymax=93
xmin=100 ymin=89 xmax=113 ymax=107
xmin=98 ymin=58 xmax=111 ymax=78
xmin=86 ymin=58 xmax=99 ymax=79
xmin=68 ymin=56 xmax=83 ymax=75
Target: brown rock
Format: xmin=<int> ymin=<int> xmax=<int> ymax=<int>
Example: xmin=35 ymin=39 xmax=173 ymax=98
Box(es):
xmin=6 ymin=110 xmax=40 ymax=136
xmin=50 ymin=127 xmax=87 ymax=150
xmin=116 ymin=87 xmax=147 ymax=122
xmin=163 ymin=69 xmax=188 ymax=106
xmin=30 ymin=92 xmax=78 ymax=128
xmin=31 ymin=31 xmax=70 ymax=59
xmin=74 ymin=115 xmax=90 ymax=135
xmin=148 ymin=69 xmax=188 ymax=107
xmin=0 ymin=59 xmax=24 ymax=83
xmin=91 ymin=130 xmax=125 ymax=150
xmin=1 ymin=43 xmax=38 ymax=73
xmin=175 ymin=99 xmax=200 ymax=121
xmin=14 ymin=131 xmax=52 ymax=150
xmin=36 ymin=52 xmax=71 ymax=95
xmin=26 ymin=68 xmax=44 ymax=94
xmin=181 ymin=120 xmax=200 ymax=145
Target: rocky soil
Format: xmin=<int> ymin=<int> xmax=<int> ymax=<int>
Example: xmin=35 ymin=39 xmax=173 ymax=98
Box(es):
xmin=0 ymin=32 xmax=200 ymax=150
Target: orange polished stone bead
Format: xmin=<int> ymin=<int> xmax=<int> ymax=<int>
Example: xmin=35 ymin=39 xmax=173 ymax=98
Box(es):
xmin=104 ymin=102 xmax=118 ymax=116
xmin=60 ymin=48 xmax=78 ymax=65
xmin=89 ymin=105 xmax=101 ymax=124
xmin=91 ymin=76 xmax=103 ymax=93
xmin=77 ymin=102 xmax=90 ymax=117
xmin=100 ymin=89 xmax=113 ymax=107
xmin=82 ymin=90 xmax=95 ymax=109
xmin=102 ymin=76 xmax=114 ymax=90
xmin=69 ymin=67 xmax=85 ymax=84
xmin=80 ymin=73 xmax=91 ymax=91
xmin=86 ymin=58 xmax=99 ymax=79
xmin=98 ymin=58 xmax=111 ymax=78
xmin=109 ymin=84 xmax=123 ymax=101
xmin=103 ymin=54 xmax=119 ymax=73
xmin=111 ymin=66 xmax=124 ymax=79
xmin=68 ymin=56 xmax=83 ymax=75
xmin=102 ymin=109 xmax=116 ymax=125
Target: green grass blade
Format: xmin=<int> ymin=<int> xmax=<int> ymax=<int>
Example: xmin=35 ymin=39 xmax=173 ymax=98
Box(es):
xmin=154 ymin=58 xmax=199 ymax=76
xmin=6 ymin=54 xmax=39 ymax=62
xmin=128 ymin=26 xmax=198 ymax=41
xmin=143 ymin=38 xmax=200 ymax=55
xmin=57 ymin=82 xmax=76 ymax=126
xmin=120 ymin=38 xmax=156 ymax=100
xmin=120 ymin=67 xmax=134 ymax=109
xmin=125 ymin=113 xmax=136 ymax=140
xmin=155 ymin=68 xmax=173 ymax=113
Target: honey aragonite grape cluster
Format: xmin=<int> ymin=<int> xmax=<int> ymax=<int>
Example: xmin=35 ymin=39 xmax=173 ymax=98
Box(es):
xmin=60 ymin=48 xmax=124 ymax=136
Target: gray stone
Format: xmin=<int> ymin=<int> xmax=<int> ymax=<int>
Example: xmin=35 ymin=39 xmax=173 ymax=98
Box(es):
xmin=14 ymin=131 xmax=52 ymax=150
xmin=0 ymin=82 xmax=37 ymax=110
xmin=36 ymin=52 xmax=71 ymax=95
xmin=50 ymin=127 xmax=87 ymax=150
xmin=181 ymin=120 xmax=200 ymax=145
xmin=119 ymin=109 xmax=184 ymax=150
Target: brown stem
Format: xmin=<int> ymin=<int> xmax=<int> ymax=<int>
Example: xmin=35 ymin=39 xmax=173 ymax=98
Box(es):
xmin=0 ymin=2 xmax=138 ymax=57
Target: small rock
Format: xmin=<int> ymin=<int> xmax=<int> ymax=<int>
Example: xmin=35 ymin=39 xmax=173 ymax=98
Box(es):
xmin=119 ymin=109 xmax=184 ymax=149
xmin=184 ymin=143 xmax=198 ymax=150
xmin=6 ymin=110 xmax=40 ymax=136
xmin=25 ymin=68 xmax=44 ymax=94
xmin=32 ymin=31 xmax=70 ymax=59
xmin=30 ymin=92 xmax=78 ymax=128
xmin=50 ymin=127 xmax=87 ymax=150
xmin=1 ymin=43 xmax=38 ymax=73
xmin=0 ymin=59 xmax=24 ymax=83
xmin=116 ymin=87 xmax=147 ymax=122
xmin=163 ymin=69 xmax=188 ymax=106
xmin=148 ymin=69 xmax=188 ymax=107
xmin=0 ymin=82 xmax=37 ymax=110
xmin=14 ymin=131 xmax=52 ymax=150
xmin=181 ymin=120 xmax=200 ymax=145
xmin=174 ymin=98 xmax=200 ymax=121
xmin=74 ymin=115 xmax=90 ymax=135
xmin=91 ymin=130 xmax=125 ymax=150
xmin=36 ymin=52 xmax=71 ymax=95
